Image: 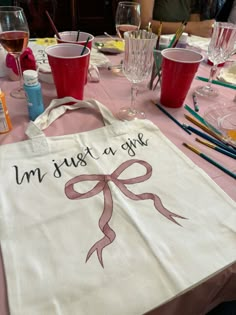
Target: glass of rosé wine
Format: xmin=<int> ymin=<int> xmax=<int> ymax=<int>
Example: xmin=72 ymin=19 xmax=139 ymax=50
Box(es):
xmin=115 ymin=2 xmax=141 ymax=39
xmin=0 ymin=6 xmax=29 ymax=99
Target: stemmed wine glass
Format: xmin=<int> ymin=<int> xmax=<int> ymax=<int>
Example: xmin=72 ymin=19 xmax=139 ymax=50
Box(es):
xmin=0 ymin=6 xmax=29 ymax=99
xmin=115 ymin=2 xmax=141 ymax=39
xmin=195 ymin=21 xmax=236 ymax=98
xmin=118 ymin=30 xmax=157 ymax=121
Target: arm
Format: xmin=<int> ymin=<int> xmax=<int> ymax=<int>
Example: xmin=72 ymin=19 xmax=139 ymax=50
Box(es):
xmin=137 ymin=0 xmax=214 ymax=37
xmin=228 ymin=0 xmax=236 ymax=23
xmin=187 ymin=17 xmax=215 ymax=37
xmin=137 ymin=0 xmax=189 ymax=34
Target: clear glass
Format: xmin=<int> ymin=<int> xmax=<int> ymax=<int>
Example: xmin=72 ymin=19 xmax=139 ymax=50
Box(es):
xmin=115 ymin=1 xmax=141 ymax=39
xmin=118 ymin=30 xmax=157 ymax=120
xmin=195 ymin=21 xmax=236 ymax=98
xmin=0 ymin=6 xmax=29 ymax=99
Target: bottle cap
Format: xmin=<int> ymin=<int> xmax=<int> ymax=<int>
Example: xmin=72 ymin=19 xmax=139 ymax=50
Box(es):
xmin=160 ymin=36 xmax=170 ymax=47
xmin=179 ymin=32 xmax=188 ymax=44
xmin=23 ymin=69 xmax=38 ymax=86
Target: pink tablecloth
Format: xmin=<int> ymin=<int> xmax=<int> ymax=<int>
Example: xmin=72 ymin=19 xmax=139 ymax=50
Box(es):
xmin=0 ymin=51 xmax=235 ymax=315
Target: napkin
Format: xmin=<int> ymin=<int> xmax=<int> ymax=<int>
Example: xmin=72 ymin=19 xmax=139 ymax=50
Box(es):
xmin=6 ymin=47 xmax=37 ymax=80
xmin=90 ymin=48 xmax=110 ymax=68
xmin=218 ymin=62 xmax=236 ymax=85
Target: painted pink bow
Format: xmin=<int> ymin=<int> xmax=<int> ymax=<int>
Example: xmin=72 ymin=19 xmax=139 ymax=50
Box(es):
xmin=65 ymin=159 xmax=185 ymax=267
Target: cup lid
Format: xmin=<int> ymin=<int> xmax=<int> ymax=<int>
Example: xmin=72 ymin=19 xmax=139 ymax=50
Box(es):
xmin=23 ymin=69 xmax=38 ymax=86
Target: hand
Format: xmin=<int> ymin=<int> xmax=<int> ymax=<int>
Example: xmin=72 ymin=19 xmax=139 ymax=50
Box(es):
xmin=188 ymin=19 xmax=214 ymax=38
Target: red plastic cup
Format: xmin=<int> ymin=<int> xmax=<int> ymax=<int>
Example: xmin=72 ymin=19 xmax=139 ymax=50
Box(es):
xmin=160 ymin=48 xmax=204 ymax=108
xmin=45 ymin=44 xmax=90 ymax=100
xmin=55 ymin=31 xmax=93 ymax=47
xmin=55 ymin=31 xmax=94 ymax=84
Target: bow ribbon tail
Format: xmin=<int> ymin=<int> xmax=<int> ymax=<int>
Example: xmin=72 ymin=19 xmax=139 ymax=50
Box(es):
xmin=117 ymin=182 xmax=186 ymax=225
xmin=86 ymin=183 xmax=116 ymax=267
xmin=152 ymin=194 xmax=186 ymax=225
xmin=137 ymin=192 xmax=186 ymax=225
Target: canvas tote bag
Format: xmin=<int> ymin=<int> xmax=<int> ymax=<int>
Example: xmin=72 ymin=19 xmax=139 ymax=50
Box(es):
xmin=0 ymin=97 xmax=236 ymax=315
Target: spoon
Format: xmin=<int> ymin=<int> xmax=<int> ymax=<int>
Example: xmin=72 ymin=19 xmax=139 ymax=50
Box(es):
xmin=104 ymin=32 xmax=119 ymax=41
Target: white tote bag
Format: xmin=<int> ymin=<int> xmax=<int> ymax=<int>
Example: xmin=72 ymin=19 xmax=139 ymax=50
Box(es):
xmin=0 ymin=97 xmax=236 ymax=315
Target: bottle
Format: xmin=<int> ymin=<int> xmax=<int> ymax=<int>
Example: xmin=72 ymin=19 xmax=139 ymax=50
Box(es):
xmin=0 ymin=89 xmax=12 ymax=134
xmin=23 ymin=70 xmax=44 ymax=121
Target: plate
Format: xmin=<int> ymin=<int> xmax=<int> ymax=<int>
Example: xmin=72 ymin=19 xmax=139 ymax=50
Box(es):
xmin=94 ymin=39 xmax=124 ymax=54
xmin=204 ymin=104 xmax=236 ymax=144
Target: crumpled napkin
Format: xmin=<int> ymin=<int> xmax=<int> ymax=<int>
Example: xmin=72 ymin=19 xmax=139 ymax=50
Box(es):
xmin=90 ymin=48 xmax=110 ymax=68
xmin=6 ymin=47 xmax=37 ymax=75
xmin=87 ymin=48 xmax=113 ymax=82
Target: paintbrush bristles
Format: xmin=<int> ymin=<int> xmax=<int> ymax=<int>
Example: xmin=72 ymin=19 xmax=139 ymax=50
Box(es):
xmin=156 ymin=22 xmax=163 ymax=49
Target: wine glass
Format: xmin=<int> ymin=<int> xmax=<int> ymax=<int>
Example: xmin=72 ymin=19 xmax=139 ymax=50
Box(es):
xmin=118 ymin=30 xmax=157 ymax=121
xmin=115 ymin=1 xmax=141 ymax=39
xmin=0 ymin=6 xmax=29 ymax=99
xmin=195 ymin=21 xmax=236 ymax=98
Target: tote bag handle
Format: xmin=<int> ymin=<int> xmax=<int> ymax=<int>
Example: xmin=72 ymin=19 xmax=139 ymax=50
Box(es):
xmin=26 ymin=97 xmax=118 ymax=139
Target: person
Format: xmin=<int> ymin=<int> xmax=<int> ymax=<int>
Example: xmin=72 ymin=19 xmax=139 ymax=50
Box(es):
xmin=191 ymin=0 xmax=226 ymax=20
xmin=228 ymin=0 xmax=236 ymax=22
xmin=137 ymin=0 xmax=214 ymax=37
xmin=216 ymin=0 xmax=236 ymax=22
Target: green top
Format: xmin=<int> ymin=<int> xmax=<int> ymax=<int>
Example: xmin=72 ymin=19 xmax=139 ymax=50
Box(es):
xmin=153 ymin=0 xmax=198 ymax=22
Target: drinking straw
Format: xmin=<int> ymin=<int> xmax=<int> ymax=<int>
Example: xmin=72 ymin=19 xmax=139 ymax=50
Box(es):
xmin=184 ymin=104 xmax=222 ymax=135
xmin=195 ymin=137 xmax=236 ymax=159
xmin=185 ymin=125 xmax=236 ymax=154
xmin=80 ymin=36 xmax=91 ymax=55
xmin=192 ymin=92 xmax=199 ymax=112
xmin=196 ymin=76 xmax=236 ymax=90
xmin=76 ymin=30 xmax=80 ymax=41
xmin=45 ymin=10 xmax=61 ymax=39
xmin=183 ymin=142 xmax=236 ymax=179
xmin=155 ymin=102 xmax=192 ymax=135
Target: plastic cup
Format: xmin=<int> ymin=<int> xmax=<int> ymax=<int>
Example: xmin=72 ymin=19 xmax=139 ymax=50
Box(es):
xmin=45 ymin=44 xmax=90 ymax=100
xmin=55 ymin=31 xmax=94 ymax=84
xmin=55 ymin=31 xmax=94 ymax=50
xmin=160 ymin=48 xmax=204 ymax=108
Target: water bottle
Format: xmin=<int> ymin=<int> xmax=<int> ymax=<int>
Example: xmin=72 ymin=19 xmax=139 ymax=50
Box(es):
xmin=23 ymin=70 xmax=44 ymax=121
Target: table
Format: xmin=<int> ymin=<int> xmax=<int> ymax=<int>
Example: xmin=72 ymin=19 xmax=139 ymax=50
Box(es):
xmin=0 ymin=48 xmax=235 ymax=315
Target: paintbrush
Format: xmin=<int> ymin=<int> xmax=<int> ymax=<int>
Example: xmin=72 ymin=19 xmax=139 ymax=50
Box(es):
xmin=195 ymin=137 xmax=236 ymax=159
xmin=45 ymin=10 xmax=61 ymax=39
xmin=183 ymin=142 xmax=236 ymax=179
xmin=168 ymin=21 xmax=187 ymax=48
xmin=148 ymin=22 xmax=163 ymax=90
